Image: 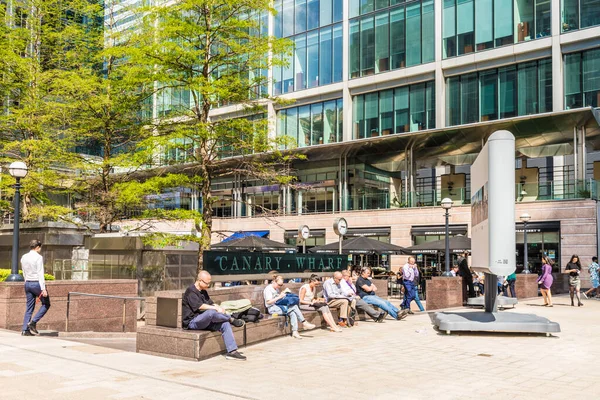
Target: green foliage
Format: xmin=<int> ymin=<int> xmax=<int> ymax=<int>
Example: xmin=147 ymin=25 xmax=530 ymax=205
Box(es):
xmin=0 ymin=269 xmax=55 ymax=282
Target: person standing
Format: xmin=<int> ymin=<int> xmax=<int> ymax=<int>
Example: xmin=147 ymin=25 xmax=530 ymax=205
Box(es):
xmin=182 ymin=271 xmax=246 ymax=360
xmin=584 ymin=257 xmax=599 ymax=298
xmin=505 ymin=272 xmax=517 ymax=298
xmin=565 ymin=254 xmax=583 ymax=306
xmin=458 ymin=251 xmax=475 ymax=298
xmin=538 ymin=255 xmax=554 ymax=307
xmin=21 ymin=240 xmax=51 ymax=336
xmin=401 ymin=257 xmax=418 ymax=312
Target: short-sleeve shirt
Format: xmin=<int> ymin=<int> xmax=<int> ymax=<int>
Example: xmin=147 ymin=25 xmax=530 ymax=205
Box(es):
xmin=566 ymin=262 xmax=581 ymax=277
xmin=182 ymin=284 xmax=213 ymax=328
xmin=356 ymin=276 xmax=374 ymax=298
xmin=263 ymin=285 xmax=279 ymax=308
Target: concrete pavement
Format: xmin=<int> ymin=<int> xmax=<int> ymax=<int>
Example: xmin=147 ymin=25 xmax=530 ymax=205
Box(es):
xmin=1 ymin=295 xmax=599 ymax=400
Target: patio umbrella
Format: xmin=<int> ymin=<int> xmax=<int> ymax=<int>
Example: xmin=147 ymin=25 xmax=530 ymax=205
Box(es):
xmin=403 ymin=236 xmax=471 ymax=255
xmin=211 ymin=235 xmax=297 ymax=252
xmin=308 ymin=236 xmax=407 ymax=254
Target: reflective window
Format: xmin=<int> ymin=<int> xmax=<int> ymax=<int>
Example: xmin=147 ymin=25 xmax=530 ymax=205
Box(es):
xmin=278 ymin=99 xmax=343 ymax=147
xmin=349 ymin=0 xmax=435 ymax=78
xmin=564 ymin=48 xmax=600 ymax=109
xmin=446 ymin=58 xmax=552 ymax=126
xmin=353 ymin=82 xmax=436 ymax=138
xmin=562 ymin=0 xmax=600 ymax=32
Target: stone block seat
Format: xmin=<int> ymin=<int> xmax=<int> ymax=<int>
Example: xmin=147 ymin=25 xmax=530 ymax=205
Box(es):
xmin=138 ymin=283 xmax=323 ymax=361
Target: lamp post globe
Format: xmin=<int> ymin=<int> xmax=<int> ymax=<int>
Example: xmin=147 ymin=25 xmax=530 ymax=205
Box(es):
xmin=441 ymin=198 xmax=453 ymax=277
xmin=6 ymin=161 xmax=28 ymax=282
xmin=520 ymin=213 xmax=531 ymax=274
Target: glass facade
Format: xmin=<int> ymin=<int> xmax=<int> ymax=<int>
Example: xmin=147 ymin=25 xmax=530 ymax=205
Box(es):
xmin=273 ymin=0 xmax=343 ymax=94
xmin=443 ymin=0 xmax=550 ymax=58
xmin=562 ymin=0 xmax=600 ymax=32
xmin=349 ymin=0 xmax=435 ymax=78
xmin=446 ymin=58 xmax=552 ymax=126
xmin=277 ymin=99 xmax=343 ymax=147
xmin=564 ymin=48 xmax=600 ymax=109
xmin=353 ymin=82 xmax=435 ymax=138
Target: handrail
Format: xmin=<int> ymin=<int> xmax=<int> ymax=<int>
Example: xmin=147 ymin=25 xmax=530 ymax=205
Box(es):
xmin=66 ymin=292 xmax=146 ymax=333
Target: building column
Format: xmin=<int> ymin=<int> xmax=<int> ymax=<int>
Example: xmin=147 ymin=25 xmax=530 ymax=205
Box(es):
xmin=434 ymin=0 xmax=445 ymax=128
xmin=297 ymin=190 xmax=303 ymax=216
xmin=551 ymin=0 xmax=564 ymax=112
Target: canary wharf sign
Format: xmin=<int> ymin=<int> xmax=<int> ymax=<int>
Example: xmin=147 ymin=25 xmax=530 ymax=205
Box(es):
xmin=203 ymin=251 xmax=348 ymax=275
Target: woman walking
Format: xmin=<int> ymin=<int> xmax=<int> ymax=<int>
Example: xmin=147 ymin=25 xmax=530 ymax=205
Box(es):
xmin=565 ymin=254 xmax=583 ymax=306
xmin=299 ymin=275 xmax=342 ymax=332
xmin=538 ymin=255 xmax=554 ymax=307
xmin=584 ymin=257 xmax=599 ymax=298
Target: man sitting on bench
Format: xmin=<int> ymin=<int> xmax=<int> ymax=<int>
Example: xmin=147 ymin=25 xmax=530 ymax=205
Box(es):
xmin=182 ymin=271 xmax=246 ymax=361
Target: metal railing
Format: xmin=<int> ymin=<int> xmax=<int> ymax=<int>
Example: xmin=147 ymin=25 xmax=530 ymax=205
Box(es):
xmin=65 ymin=292 xmax=145 ymax=333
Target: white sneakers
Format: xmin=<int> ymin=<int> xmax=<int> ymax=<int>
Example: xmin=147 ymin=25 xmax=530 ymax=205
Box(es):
xmin=292 ymin=331 xmax=303 ymax=339
xmin=303 ymin=321 xmax=316 ymax=330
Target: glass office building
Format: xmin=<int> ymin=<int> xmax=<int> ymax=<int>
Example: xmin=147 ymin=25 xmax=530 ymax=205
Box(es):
xmin=108 ymin=0 xmax=600 ymax=272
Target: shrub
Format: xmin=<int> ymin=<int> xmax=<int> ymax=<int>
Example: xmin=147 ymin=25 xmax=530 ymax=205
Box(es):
xmin=0 ymin=269 xmax=55 ymax=282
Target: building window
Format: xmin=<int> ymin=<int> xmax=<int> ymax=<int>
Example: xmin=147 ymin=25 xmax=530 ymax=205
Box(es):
xmin=349 ymin=0 xmax=435 ymax=79
xmin=564 ymin=48 xmax=600 ymax=109
xmin=272 ymin=0 xmax=343 ymax=94
xmin=446 ymin=58 xmax=552 ymax=126
xmin=443 ymin=0 xmax=551 ymax=59
xmin=277 ymin=99 xmax=343 ymax=148
xmin=353 ymin=82 xmax=435 ymax=139
xmin=562 ymin=0 xmax=600 ymax=32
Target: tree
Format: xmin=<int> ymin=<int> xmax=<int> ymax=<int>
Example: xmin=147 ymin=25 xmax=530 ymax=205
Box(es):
xmin=130 ymin=0 xmax=296 ymax=272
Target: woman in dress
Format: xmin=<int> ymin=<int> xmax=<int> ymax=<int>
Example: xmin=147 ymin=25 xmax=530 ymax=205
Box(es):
xmin=299 ymin=275 xmax=342 ymax=332
xmin=565 ymin=254 xmax=583 ymax=306
xmin=584 ymin=256 xmax=599 ymax=298
xmin=538 ymin=255 xmax=554 ymax=307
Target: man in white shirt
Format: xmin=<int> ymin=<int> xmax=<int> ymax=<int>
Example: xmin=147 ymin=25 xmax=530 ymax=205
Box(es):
xmin=21 ymin=240 xmax=50 ymax=336
xmin=263 ymin=275 xmax=314 ymax=339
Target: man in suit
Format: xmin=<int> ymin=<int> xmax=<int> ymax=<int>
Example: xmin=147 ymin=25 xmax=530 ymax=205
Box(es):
xmin=458 ymin=251 xmax=475 ymax=299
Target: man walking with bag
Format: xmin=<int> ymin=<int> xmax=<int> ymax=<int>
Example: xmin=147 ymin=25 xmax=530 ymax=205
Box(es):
xmin=21 ymin=240 xmax=51 ymax=336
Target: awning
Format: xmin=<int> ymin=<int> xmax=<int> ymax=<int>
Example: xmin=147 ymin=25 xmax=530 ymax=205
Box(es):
xmin=411 ymin=225 xmax=469 ymax=236
xmin=221 ymin=230 xmax=270 ymax=243
xmin=345 ymin=227 xmax=391 ymax=237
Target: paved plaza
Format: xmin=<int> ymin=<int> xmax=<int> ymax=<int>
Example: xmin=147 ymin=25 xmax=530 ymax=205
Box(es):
xmin=1 ymin=295 xmax=599 ymax=400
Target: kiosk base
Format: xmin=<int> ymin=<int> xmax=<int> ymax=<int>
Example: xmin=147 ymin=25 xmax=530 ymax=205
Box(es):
xmin=433 ymin=311 xmax=561 ymax=336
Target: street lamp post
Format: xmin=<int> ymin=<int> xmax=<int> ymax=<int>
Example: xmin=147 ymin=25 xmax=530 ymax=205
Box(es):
xmin=6 ymin=162 xmax=28 ymax=282
xmin=441 ymin=198 xmax=453 ymax=277
xmin=520 ymin=212 xmax=531 ymax=274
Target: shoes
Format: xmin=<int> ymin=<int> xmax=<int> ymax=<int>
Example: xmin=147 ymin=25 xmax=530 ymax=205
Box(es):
xmin=21 ymin=330 xmax=34 ymax=336
xmin=225 ymin=350 xmax=247 ymax=361
xmin=375 ymin=312 xmax=386 ymax=323
xmin=337 ymin=321 xmax=348 ymax=328
xmin=578 ymin=302 xmax=584 ymax=307
xmin=407 ymin=310 xmax=415 ymax=315
xmin=27 ymin=321 xmax=38 ymax=335
xmin=348 ymin=316 xmax=355 ymax=327
xmin=291 ymin=331 xmax=303 ymax=339
xmin=329 ymin=327 xmax=343 ymax=333
xmin=396 ymin=310 xmax=409 ymax=320
xmin=582 ymin=292 xmax=588 ymax=299
xmin=302 ymin=321 xmax=316 ymax=330
xmin=548 ymin=304 xmax=553 ymax=307
xmin=231 ymin=318 xmax=245 ymax=328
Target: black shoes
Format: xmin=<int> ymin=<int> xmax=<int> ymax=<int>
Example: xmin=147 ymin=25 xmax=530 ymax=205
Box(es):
xmin=225 ymin=350 xmax=247 ymax=361
xmin=375 ymin=312 xmax=386 ymax=323
xmin=407 ymin=310 xmax=415 ymax=315
xmin=231 ymin=318 xmax=245 ymax=328
xmin=27 ymin=321 xmax=38 ymax=335
xmin=397 ymin=310 xmax=409 ymax=320
xmin=21 ymin=330 xmax=34 ymax=336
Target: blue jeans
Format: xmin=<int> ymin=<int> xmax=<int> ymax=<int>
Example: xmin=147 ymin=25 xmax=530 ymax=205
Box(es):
xmin=268 ymin=304 xmax=305 ymax=332
xmin=22 ymin=282 xmax=50 ymax=332
xmin=188 ymin=310 xmax=237 ymax=353
xmin=413 ymin=289 xmax=425 ymax=312
xmin=362 ymin=295 xmax=399 ymax=319
xmin=402 ymin=280 xmax=417 ymax=310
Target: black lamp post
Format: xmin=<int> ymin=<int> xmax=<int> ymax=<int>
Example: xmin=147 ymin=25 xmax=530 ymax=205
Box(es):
xmin=441 ymin=197 xmax=453 ymax=277
xmin=520 ymin=212 xmax=531 ymax=274
xmin=6 ymin=161 xmax=28 ymax=282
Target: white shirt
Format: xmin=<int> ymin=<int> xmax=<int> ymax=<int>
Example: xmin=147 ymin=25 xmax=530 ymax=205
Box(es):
xmin=21 ymin=250 xmax=45 ymax=290
xmin=263 ymin=285 xmax=278 ymax=308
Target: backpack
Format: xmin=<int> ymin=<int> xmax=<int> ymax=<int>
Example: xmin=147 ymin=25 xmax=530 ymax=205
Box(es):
xmin=231 ymin=307 xmax=264 ymax=323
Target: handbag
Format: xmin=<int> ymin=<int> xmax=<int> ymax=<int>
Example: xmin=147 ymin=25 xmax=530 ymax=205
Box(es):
xmin=311 ymin=301 xmax=327 ymax=308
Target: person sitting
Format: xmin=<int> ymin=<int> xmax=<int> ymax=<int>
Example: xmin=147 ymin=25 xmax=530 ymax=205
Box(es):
xmin=323 ymin=271 xmax=357 ymax=327
xmin=450 ymin=265 xmax=459 ymax=277
xmin=264 ymin=275 xmax=315 ymax=339
xmin=473 ymin=272 xmax=485 ymax=295
xmin=341 ymin=270 xmax=386 ymax=322
xmin=299 ymin=274 xmax=342 ymax=332
xmin=182 ymin=271 xmax=246 ymax=361
xmin=356 ymin=267 xmax=408 ymax=320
